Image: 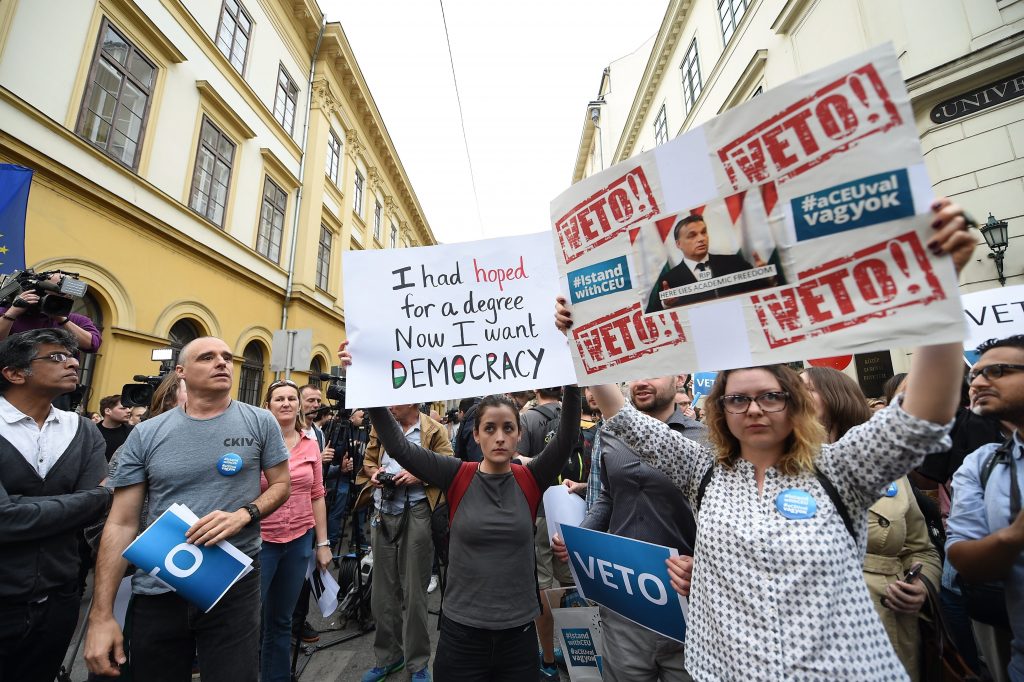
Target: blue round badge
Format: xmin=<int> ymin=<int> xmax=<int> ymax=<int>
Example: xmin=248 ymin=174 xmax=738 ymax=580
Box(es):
xmin=775 ymin=489 xmax=817 ymax=519
xmin=217 ymin=453 xmax=243 ymax=476
xmin=884 ymin=481 xmax=898 ymax=497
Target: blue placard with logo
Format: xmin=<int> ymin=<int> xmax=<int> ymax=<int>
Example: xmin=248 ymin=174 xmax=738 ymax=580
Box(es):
xmin=562 ymin=627 xmax=599 ymax=668
xmin=791 ymin=168 xmax=915 ymax=241
xmin=561 ymin=524 xmax=687 ymax=642
xmin=567 ymin=256 xmax=632 ymax=304
xmin=123 ymin=506 xmax=251 ymax=612
xmin=692 ymin=371 xmax=717 ymax=407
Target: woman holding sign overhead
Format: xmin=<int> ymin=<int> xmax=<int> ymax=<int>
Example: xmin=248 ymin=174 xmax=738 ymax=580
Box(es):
xmin=554 ymin=198 xmax=975 ymax=680
xmin=339 ymin=341 xmax=579 ymax=682
xmin=258 ymin=379 xmax=331 ymax=682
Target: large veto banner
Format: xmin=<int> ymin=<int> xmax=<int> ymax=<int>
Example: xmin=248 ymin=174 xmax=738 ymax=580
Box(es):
xmin=561 ymin=524 xmax=687 ymax=642
xmin=550 ymin=44 xmax=966 ymax=383
xmin=343 ymin=231 xmax=576 ymax=406
xmin=960 ymin=283 xmax=1024 ymax=364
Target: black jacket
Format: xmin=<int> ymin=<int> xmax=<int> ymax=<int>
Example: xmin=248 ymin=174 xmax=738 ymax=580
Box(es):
xmin=0 ymin=417 xmax=109 ymax=600
xmin=648 ymin=252 xmax=761 ymax=311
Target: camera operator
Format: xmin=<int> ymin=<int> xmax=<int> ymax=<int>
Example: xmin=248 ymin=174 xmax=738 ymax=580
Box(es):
xmin=355 ymin=402 xmax=452 ymax=682
xmin=0 ymin=274 xmax=101 ymax=352
xmin=0 ymin=328 xmax=110 ymax=682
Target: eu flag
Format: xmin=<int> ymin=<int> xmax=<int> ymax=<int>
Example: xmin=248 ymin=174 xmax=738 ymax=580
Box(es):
xmin=0 ymin=163 xmax=32 ymax=272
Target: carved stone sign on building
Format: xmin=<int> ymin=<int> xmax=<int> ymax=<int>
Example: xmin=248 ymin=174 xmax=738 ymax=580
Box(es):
xmin=854 ymin=351 xmax=895 ymax=399
xmin=930 ymin=71 xmax=1024 ymax=124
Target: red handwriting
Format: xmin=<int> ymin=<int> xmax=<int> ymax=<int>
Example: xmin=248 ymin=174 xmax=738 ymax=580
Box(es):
xmin=717 ymin=63 xmax=901 ymax=190
xmin=572 ymin=302 xmax=686 ymax=374
xmin=752 ymin=231 xmax=945 ymax=348
xmin=555 ymin=167 xmax=660 ymax=264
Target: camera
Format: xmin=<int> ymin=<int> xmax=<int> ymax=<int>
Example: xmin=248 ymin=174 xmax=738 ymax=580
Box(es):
xmin=377 ymin=471 xmax=398 ymax=501
xmin=120 ymin=348 xmax=175 ymax=408
xmin=0 ymin=269 xmax=88 ymax=318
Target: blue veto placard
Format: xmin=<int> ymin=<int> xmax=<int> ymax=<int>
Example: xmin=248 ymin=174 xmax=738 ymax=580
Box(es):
xmin=561 ymin=524 xmax=687 ymax=642
xmin=692 ymin=371 xmax=717 ymax=406
xmin=123 ymin=505 xmax=251 ymax=612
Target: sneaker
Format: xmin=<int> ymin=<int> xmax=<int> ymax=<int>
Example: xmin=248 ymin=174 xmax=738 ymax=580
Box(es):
xmin=298 ymin=620 xmax=320 ymax=643
xmin=360 ymin=659 xmax=404 ymax=682
xmin=411 ymin=669 xmax=432 ymax=681
xmin=427 ymin=574 xmax=439 ymax=594
xmin=540 ymin=661 xmax=559 ymax=680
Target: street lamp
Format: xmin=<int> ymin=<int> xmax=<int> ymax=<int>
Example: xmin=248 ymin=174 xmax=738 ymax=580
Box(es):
xmin=980 ymin=212 xmax=1009 ymax=286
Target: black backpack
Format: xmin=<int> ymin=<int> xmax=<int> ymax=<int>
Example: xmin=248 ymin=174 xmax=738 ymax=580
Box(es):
xmin=533 ymin=403 xmax=586 ymax=484
xmin=454 ymin=402 xmax=483 ymax=463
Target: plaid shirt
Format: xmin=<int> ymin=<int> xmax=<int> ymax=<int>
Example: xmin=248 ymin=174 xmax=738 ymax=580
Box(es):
xmin=585 ymin=424 xmax=604 ymax=511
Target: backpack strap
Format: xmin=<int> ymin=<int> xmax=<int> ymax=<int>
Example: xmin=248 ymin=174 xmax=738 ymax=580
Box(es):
xmin=511 ymin=463 xmax=542 ymax=521
xmin=694 ymin=464 xmax=715 ymax=512
xmin=813 ymin=466 xmax=855 ymax=540
xmin=531 ymin=403 xmax=559 ymax=422
xmin=447 ymin=462 xmax=479 ymax=524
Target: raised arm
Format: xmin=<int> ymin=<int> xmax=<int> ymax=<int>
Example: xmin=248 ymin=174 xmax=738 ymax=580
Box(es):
xmin=528 ymin=385 xmax=581 ymax=488
xmin=367 ymin=407 xmax=461 ymax=489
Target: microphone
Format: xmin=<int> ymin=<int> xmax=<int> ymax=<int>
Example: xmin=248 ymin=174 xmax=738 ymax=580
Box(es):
xmin=309 ymin=373 xmax=340 ymax=382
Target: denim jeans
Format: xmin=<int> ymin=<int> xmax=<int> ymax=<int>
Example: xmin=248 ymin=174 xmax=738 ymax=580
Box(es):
xmin=260 ymin=529 xmax=313 ymax=682
xmin=0 ymin=584 xmax=81 ymax=682
xmin=433 ymin=614 xmax=539 ymax=681
xmin=128 ymin=566 xmax=260 ymax=682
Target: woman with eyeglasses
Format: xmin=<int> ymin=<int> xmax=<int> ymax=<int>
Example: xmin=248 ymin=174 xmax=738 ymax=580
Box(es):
xmin=556 ymin=198 xmax=976 ymax=680
xmin=258 ymin=379 xmax=331 ymax=682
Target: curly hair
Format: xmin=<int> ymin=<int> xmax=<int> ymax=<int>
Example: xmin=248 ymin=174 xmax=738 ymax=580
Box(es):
xmin=705 ymin=364 xmax=824 ymax=476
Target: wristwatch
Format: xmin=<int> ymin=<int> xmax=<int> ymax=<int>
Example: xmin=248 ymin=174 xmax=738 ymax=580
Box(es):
xmin=315 ymin=540 xmax=331 ymax=548
xmin=243 ymin=503 xmax=261 ymax=525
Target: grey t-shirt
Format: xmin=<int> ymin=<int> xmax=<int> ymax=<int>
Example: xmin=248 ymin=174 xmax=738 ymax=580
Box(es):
xmin=109 ymin=402 xmax=290 ymax=594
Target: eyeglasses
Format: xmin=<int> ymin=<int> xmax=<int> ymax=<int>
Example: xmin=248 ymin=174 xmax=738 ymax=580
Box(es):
xmin=30 ymin=351 xmax=79 ymax=364
xmin=719 ymin=391 xmax=789 ymax=414
xmin=968 ymin=364 xmax=1024 ymax=383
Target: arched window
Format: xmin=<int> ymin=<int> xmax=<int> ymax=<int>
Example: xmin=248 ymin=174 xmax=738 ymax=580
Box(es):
xmin=309 ymin=356 xmax=324 ymax=389
xmin=238 ymin=341 xmax=264 ymax=405
xmin=168 ymin=319 xmax=200 ymax=360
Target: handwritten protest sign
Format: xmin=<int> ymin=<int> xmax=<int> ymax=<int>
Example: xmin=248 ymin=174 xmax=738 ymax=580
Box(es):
xmin=960 ymin=283 xmax=1024 ymax=364
xmin=561 ymin=524 xmax=687 ymax=642
xmin=343 ymin=232 xmax=575 ymax=406
xmin=549 ymin=44 xmax=965 ymax=383
xmin=122 ymin=503 xmax=252 ymax=612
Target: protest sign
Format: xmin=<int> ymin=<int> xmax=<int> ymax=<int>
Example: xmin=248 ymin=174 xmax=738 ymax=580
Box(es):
xmin=561 ymin=524 xmax=687 ymax=643
xmin=122 ymin=503 xmax=252 ymax=612
xmin=549 ymin=44 xmax=965 ymax=384
xmin=547 ymin=588 xmax=604 ymax=682
xmin=343 ymin=231 xmax=576 ymax=406
xmin=960 ymin=283 xmax=1024 ymax=364
xmin=543 ymin=485 xmax=587 ymax=544
xmin=306 ymin=555 xmax=341 ymax=618
xmin=691 ymin=371 xmax=717 ymax=408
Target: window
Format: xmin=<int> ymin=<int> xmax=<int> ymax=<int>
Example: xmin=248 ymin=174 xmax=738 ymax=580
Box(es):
xmin=373 ymin=200 xmax=382 ymax=240
xmin=273 ymin=65 xmax=298 ymax=134
xmin=189 ymin=117 xmax=235 ymax=226
xmin=718 ymin=0 xmax=750 ymax=44
xmin=256 ymin=177 xmax=287 ymax=262
xmin=353 ymin=171 xmax=364 ymax=216
xmin=654 ymin=104 xmax=668 ymax=145
xmin=168 ymin=319 xmax=200 ymax=366
xmin=238 ymin=341 xmax=264 ymax=406
xmin=77 ymin=19 xmax=156 ymax=170
xmin=326 ymin=131 xmax=341 ymax=184
xmin=680 ymin=39 xmax=703 ymax=117
xmin=316 ymin=225 xmax=331 ymax=290
xmin=308 ymin=357 xmax=324 ymax=389
xmin=215 ymin=0 xmax=251 ymax=74
xmin=390 ymin=223 xmax=397 ymax=249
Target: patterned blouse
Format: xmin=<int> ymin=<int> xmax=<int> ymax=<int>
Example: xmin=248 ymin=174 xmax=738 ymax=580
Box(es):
xmin=602 ymin=400 xmax=951 ymax=681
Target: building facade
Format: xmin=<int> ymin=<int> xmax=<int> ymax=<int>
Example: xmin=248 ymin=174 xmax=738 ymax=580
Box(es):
xmin=573 ymin=0 xmax=1024 ymax=389
xmin=0 ymin=0 xmax=436 ymax=409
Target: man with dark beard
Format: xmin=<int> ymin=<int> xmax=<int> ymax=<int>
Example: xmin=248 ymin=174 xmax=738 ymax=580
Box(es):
xmin=556 ymin=374 xmax=705 ymax=681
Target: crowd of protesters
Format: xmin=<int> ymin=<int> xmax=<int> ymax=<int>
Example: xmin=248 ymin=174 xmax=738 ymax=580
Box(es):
xmin=0 ymin=198 xmax=1021 ymax=682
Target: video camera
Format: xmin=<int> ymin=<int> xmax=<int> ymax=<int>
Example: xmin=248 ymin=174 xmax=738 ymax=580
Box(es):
xmin=121 ymin=348 xmax=175 ymax=408
xmin=310 ymin=372 xmax=349 ymax=419
xmin=0 ymin=269 xmax=88 ymax=318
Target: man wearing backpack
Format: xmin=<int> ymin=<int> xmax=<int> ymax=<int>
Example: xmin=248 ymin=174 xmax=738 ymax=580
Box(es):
xmin=555 ymin=375 xmax=706 ymax=682
xmin=947 ymin=334 xmax=1024 ymax=682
